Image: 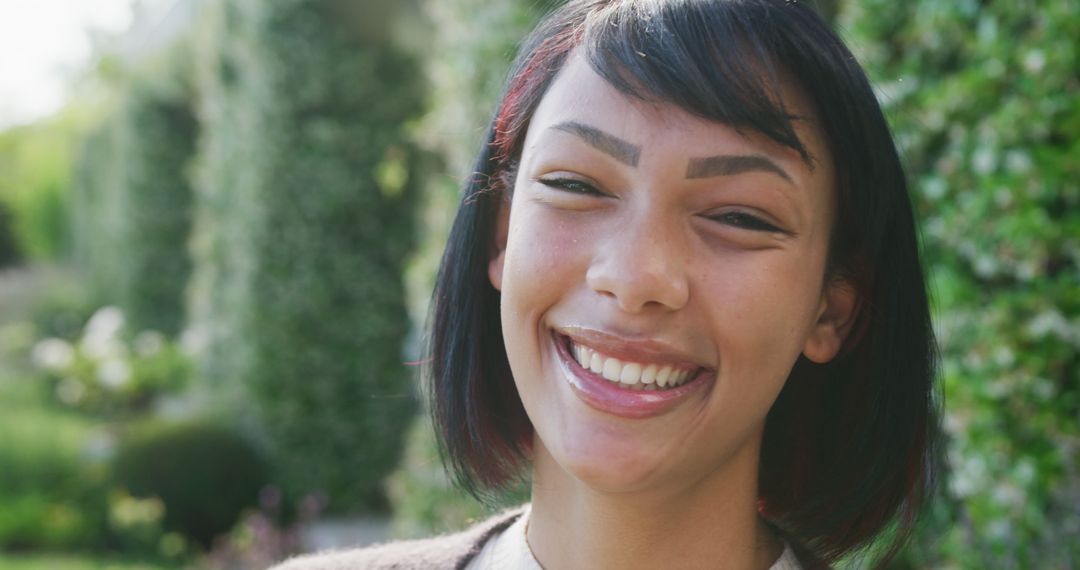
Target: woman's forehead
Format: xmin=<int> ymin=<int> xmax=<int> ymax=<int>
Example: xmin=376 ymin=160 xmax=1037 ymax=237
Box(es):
xmin=524 ymin=51 xmax=830 ymax=179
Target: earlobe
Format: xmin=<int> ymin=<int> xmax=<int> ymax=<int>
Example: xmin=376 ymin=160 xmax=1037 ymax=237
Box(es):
xmin=803 ymin=277 xmax=860 ymax=364
xmin=488 ymin=201 xmax=510 ymax=291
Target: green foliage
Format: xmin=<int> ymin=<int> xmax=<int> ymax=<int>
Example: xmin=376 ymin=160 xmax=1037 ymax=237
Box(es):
xmin=70 ymin=117 xmax=124 ymax=295
xmin=0 ymin=201 xmax=20 ymax=267
xmin=0 ymin=113 xmax=84 ymax=260
xmin=0 ymin=553 xmax=180 ymax=570
xmin=841 ymin=0 xmax=1079 ymax=565
xmin=27 ymin=271 xmax=104 ymax=341
xmin=188 ymin=0 xmax=425 ymax=511
xmin=30 ymin=306 xmax=192 ymax=416
xmin=68 ymin=48 xmax=197 ymax=336
xmin=112 ymin=79 xmax=197 ymax=336
xmin=110 ymin=420 xmax=267 ymax=548
xmin=0 ymin=406 xmax=109 ymax=550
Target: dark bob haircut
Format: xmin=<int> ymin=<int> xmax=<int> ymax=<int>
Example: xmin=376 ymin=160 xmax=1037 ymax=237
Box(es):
xmin=428 ymin=0 xmax=939 ymax=565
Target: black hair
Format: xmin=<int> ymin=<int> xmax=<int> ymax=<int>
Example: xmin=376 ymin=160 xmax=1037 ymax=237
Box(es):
xmin=428 ymin=0 xmax=939 ymax=565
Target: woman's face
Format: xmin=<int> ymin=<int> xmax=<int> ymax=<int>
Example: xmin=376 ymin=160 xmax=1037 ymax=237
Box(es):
xmin=489 ymin=52 xmax=854 ymax=493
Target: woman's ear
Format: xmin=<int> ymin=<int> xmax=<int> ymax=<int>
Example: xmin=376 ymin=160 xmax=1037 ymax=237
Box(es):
xmin=488 ymin=200 xmax=510 ymax=291
xmin=803 ymin=277 xmax=860 ymax=363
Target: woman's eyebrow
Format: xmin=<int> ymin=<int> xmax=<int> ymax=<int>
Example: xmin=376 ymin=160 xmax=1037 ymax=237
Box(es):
xmin=686 ymin=154 xmax=793 ymax=184
xmin=552 ymin=121 xmax=641 ymax=166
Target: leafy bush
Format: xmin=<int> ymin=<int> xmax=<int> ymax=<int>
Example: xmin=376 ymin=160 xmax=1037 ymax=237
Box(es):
xmin=841 ymin=0 xmax=1079 ymax=565
xmin=110 ymin=420 xmax=267 ymax=549
xmin=0 ymin=406 xmax=109 ymax=551
xmin=68 ymin=46 xmax=196 ymax=335
xmin=0 ymin=112 xmax=84 ymax=261
xmin=187 ymin=0 xmax=424 ymax=511
xmin=105 ymin=488 xmax=190 ymax=561
xmin=0 ymin=201 xmax=20 ymax=267
xmin=27 ymin=271 xmax=104 ymax=342
xmin=31 ymin=306 xmax=191 ymax=416
xmin=111 ymin=76 xmax=197 ymax=336
xmin=69 ymin=117 xmax=124 ymax=296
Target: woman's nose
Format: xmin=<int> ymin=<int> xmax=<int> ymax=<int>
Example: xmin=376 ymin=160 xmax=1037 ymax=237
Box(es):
xmin=585 ymin=220 xmax=690 ymax=313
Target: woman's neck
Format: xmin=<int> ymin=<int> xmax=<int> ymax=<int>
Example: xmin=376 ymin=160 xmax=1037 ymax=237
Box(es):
xmin=526 ymin=439 xmax=783 ymax=570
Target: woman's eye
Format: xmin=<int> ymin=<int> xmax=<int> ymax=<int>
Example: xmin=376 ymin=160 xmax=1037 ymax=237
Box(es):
xmin=537 ymin=177 xmax=601 ymax=196
xmin=709 ymin=211 xmax=783 ymax=233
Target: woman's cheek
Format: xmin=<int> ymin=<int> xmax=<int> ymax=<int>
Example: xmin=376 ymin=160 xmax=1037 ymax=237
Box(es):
xmin=698 ymin=251 xmax=819 ymax=345
xmin=506 ymin=208 xmax=591 ymax=290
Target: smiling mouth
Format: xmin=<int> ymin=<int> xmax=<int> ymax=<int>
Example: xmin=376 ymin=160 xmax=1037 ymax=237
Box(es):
xmin=557 ymin=333 xmax=703 ymax=391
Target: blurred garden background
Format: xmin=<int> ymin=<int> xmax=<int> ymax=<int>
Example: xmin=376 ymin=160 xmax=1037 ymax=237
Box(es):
xmin=0 ymin=0 xmax=1075 ymax=568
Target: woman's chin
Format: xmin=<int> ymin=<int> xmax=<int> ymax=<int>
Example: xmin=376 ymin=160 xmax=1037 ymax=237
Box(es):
xmin=538 ymin=431 xmax=671 ymax=493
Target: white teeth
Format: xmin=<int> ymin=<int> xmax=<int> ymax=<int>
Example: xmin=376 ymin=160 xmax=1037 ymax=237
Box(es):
xmin=641 ymin=364 xmax=657 ymax=384
xmin=656 ymin=365 xmax=672 ymax=387
xmin=589 ymin=352 xmax=603 ymax=374
xmin=619 ymin=363 xmax=641 ymax=385
xmin=602 ymin=358 xmax=622 ymax=381
xmin=567 ymin=339 xmax=696 ymax=390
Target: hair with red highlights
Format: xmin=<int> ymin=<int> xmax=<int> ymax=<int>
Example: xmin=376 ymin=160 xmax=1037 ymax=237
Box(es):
xmin=428 ymin=1 xmax=940 ymax=566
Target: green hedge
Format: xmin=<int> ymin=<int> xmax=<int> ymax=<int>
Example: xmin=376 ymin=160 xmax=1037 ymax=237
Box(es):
xmin=112 ymin=77 xmax=197 ymax=336
xmin=69 ymin=58 xmax=196 ymax=337
xmin=70 ymin=117 xmax=123 ymax=295
xmin=0 ymin=407 xmax=109 ymax=551
xmin=0 ymin=201 xmax=20 ymax=267
xmin=188 ymin=0 xmax=424 ymax=511
xmin=841 ymin=0 xmax=1079 ymax=565
xmin=0 ymin=115 xmax=81 ymax=261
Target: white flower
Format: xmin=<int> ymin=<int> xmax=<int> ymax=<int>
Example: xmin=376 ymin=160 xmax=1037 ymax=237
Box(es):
xmin=1023 ymin=50 xmax=1046 ymax=73
xmin=85 ymin=306 xmax=125 ymax=339
xmin=80 ymin=334 xmax=128 ymax=361
xmin=179 ymin=327 xmax=207 ymax=357
xmin=97 ymin=358 xmax=133 ymax=390
xmin=82 ymin=431 xmax=117 ymax=462
xmin=133 ymin=330 xmax=166 ymax=357
xmin=56 ymin=377 xmax=86 ymax=405
xmin=31 ymin=338 xmax=75 ymax=371
xmin=972 ymin=147 xmax=996 ymax=175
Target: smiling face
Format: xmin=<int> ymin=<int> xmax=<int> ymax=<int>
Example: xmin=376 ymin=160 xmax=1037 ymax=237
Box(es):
xmin=488 ymin=52 xmax=855 ymax=494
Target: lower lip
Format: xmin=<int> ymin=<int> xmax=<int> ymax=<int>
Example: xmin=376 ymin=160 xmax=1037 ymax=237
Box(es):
xmin=552 ymin=333 xmax=713 ymax=419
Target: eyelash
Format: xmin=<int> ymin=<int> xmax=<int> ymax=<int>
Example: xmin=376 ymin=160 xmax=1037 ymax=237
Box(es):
xmin=537 ymin=177 xmax=602 ymax=196
xmin=706 ymin=211 xmax=783 ymax=233
xmin=537 ymin=177 xmax=784 ymax=233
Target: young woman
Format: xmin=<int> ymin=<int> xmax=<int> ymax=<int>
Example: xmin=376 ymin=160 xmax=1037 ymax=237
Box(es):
xmin=278 ymin=0 xmax=938 ymax=568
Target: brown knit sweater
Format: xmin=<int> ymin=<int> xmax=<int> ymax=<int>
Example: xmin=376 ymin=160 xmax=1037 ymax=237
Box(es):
xmin=270 ymin=509 xmax=525 ymax=570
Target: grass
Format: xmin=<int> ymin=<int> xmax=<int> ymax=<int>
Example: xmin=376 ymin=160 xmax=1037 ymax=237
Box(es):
xmin=0 ymin=552 xmax=181 ymax=570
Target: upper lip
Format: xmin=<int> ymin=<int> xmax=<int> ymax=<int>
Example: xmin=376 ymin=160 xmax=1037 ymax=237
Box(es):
xmin=555 ymin=325 xmax=712 ymax=370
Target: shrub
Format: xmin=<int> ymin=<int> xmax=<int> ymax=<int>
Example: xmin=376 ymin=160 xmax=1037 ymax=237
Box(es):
xmin=111 ymin=75 xmax=197 ymax=336
xmin=0 ymin=113 xmax=81 ymax=261
xmin=0 ymin=407 xmax=109 ymax=551
xmin=0 ymin=201 xmax=20 ymax=267
xmin=68 ymin=45 xmax=197 ymax=335
xmin=187 ymin=0 xmax=424 ymax=511
xmin=28 ymin=271 xmax=104 ymax=342
xmin=110 ymin=420 xmax=267 ymax=549
xmin=841 ymin=0 xmax=1080 ymax=565
xmin=31 ymin=306 xmax=192 ymax=416
xmin=70 ymin=116 xmax=124 ymax=296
